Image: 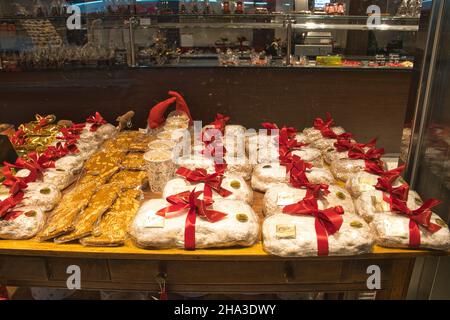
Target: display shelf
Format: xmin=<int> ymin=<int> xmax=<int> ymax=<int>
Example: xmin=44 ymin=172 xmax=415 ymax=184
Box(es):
xmin=0 ymin=191 xmax=447 ymax=298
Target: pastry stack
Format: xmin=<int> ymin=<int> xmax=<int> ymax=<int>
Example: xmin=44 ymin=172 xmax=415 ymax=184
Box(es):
xmin=0 ymin=113 xmax=116 ymax=240
xmin=130 ymin=113 xmax=260 ymax=250
xmin=37 ymin=130 xmax=149 ymax=246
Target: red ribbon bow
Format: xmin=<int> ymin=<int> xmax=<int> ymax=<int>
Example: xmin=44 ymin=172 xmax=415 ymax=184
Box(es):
xmin=0 ymin=164 xmax=27 ymax=218
xmin=176 ymin=167 xmax=232 ymax=201
xmin=156 ymin=190 xmax=228 ymax=250
xmin=313 ymin=113 xmax=352 ymax=139
xmin=15 ymin=152 xmax=55 ymax=182
xmin=210 ymin=113 xmax=230 ymax=133
xmin=10 ymin=129 xmax=26 ymax=146
xmin=283 ymin=196 xmax=344 ymax=256
xmin=86 ymin=112 xmax=107 ymax=132
xmin=334 ymin=138 xmax=376 ymax=152
xmin=0 ymin=192 xmax=24 ymax=218
xmin=365 ymin=163 xmax=405 ymax=178
xmin=390 ymin=197 xmax=442 ymax=248
xmin=348 ymin=145 xmax=385 ymax=172
xmin=375 ymin=176 xmax=409 ymax=202
xmin=284 ymin=155 xmax=329 ymax=197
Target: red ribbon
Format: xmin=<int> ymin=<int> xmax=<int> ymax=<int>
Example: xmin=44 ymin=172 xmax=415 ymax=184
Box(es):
xmin=376 ymin=176 xmax=409 ymax=201
xmin=86 ymin=112 xmax=107 ymax=132
xmin=283 ymin=196 xmax=344 ymax=256
xmin=156 ymin=190 xmax=227 ymax=250
xmin=334 ymin=138 xmax=377 ymax=152
xmin=209 ymin=113 xmax=230 ymax=133
xmin=284 ymin=155 xmax=329 ymax=197
xmin=313 ymin=113 xmax=352 ymax=139
xmin=176 ymin=167 xmax=232 ymax=201
xmin=10 ymin=129 xmax=26 ymax=146
xmin=348 ymin=145 xmax=385 ymax=172
xmin=0 ymin=192 xmax=24 ymax=218
xmin=390 ymin=197 xmax=442 ymax=248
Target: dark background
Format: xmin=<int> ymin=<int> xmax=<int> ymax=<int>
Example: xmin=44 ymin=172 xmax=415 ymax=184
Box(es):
xmin=0 ymin=67 xmax=411 ymax=153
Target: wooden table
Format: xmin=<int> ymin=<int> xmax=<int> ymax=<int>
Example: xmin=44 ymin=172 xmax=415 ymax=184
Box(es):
xmin=0 ymin=192 xmax=448 ymax=300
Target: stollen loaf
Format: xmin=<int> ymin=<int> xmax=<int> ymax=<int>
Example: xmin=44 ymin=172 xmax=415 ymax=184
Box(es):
xmin=251 ymin=163 xmax=334 ymax=193
xmin=262 ymin=213 xmax=373 ymax=257
xmin=129 ymin=198 xmax=259 ymax=249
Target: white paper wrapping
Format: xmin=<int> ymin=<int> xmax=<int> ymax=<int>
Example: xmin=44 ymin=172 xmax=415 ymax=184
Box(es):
xmin=0 ymin=207 xmax=45 ymax=240
xmin=323 ymin=148 xmax=349 ymax=165
xmin=21 ymin=182 xmax=61 ymax=212
xmin=345 ymin=171 xmax=405 ymax=198
xmin=330 ymin=158 xmax=366 ymax=182
xmin=43 ymin=168 xmax=76 ymax=190
xmin=262 ymin=213 xmax=373 ymax=257
xmin=53 ymin=154 xmax=84 ymax=174
xmin=176 ymin=155 xmax=253 ymax=181
xmin=263 ymin=183 xmax=355 ymax=216
xmin=370 ymin=212 xmax=450 ymax=250
xmin=129 ymin=198 xmax=259 ymax=249
xmin=354 ymin=189 xmax=422 ymax=223
xmin=310 ymin=138 xmax=337 ymax=151
xmin=163 ymin=175 xmax=253 ymax=204
xmin=291 ymin=147 xmax=324 ymax=168
xmin=303 ymin=126 xmax=345 ymax=142
xmin=251 ymin=163 xmax=335 ymax=193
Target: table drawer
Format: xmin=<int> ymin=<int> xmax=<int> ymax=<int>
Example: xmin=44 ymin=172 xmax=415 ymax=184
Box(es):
xmin=46 ymin=257 xmax=111 ymax=282
xmin=0 ymin=255 xmax=48 ymax=281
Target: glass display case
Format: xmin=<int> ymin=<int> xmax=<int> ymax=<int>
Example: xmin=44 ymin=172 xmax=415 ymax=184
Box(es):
xmin=0 ymin=0 xmax=420 ymax=70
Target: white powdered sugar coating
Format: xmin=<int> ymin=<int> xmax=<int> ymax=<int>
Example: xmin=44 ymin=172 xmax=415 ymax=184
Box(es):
xmin=263 ymin=183 xmax=354 ymax=216
xmin=345 ymin=171 xmax=405 ymax=198
xmin=251 ymin=164 xmax=335 ymax=193
xmin=310 ymin=138 xmax=337 ymax=151
xmin=262 ymin=213 xmax=373 ymax=257
xmin=54 ymin=154 xmax=84 ymax=174
xmin=163 ymin=174 xmax=253 ymax=204
xmin=354 ymin=189 xmax=422 ymax=223
xmin=130 ymin=199 xmax=259 ymax=249
xmin=330 ymin=158 xmax=366 ymax=182
xmin=303 ymin=126 xmax=345 ymax=142
xmin=43 ymin=168 xmax=75 ymax=190
xmin=0 ymin=207 xmax=45 ymax=240
xmin=370 ymin=212 xmax=450 ymax=250
xmin=291 ymin=147 xmax=324 ymax=168
xmin=22 ymin=182 xmax=61 ymax=212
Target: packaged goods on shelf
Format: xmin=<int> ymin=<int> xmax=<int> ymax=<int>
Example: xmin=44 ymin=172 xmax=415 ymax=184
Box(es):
xmin=262 ymin=210 xmax=373 ymax=257
xmin=80 ymin=189 xmax=143 ymax=247
xmin=0 ymin=207 xmax=46 ymax=240
xmin=263 ymin=183 xmax=354 ymax=216
xmin=251 ymin=163 xmax=335 ymax=193
xmin=164 ymin=172 xmax=253 ymax=204
xmin=55 ymin=183 xmax=121 ymax=243
xmin=130 ymin=196 xmax=259 ymax=250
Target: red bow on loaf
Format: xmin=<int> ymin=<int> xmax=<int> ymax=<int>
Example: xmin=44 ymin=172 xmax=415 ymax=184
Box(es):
xmin=389 ymin=197 xmax=442 ymax=248
xmin=156 ymin=190 xmax=227 ymax=250
xmin=313 ymin=113 xmax=352 ymax=139
xmin=175 ymin=166 xmax=232 ymax=202
xmin=283 ymin=194 xmax=344 ymax=256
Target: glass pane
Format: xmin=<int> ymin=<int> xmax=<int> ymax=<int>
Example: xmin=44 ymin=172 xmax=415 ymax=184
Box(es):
xmin=414 ymin=0 xmax=450 ymax=222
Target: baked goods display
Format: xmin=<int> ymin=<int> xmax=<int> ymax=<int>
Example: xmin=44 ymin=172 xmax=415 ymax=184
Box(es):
xmin=37 ymin=129 xmax=150 ymax=243
xmin=0 ymin=112 xmax=115 ymax=240
xmin=1 ymin=98 xmax=448 ymax=256
xmin=80 ymin=189 xmax=143 ymax=247
xmin=129 ymin=195 xmax=259 ymax=249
